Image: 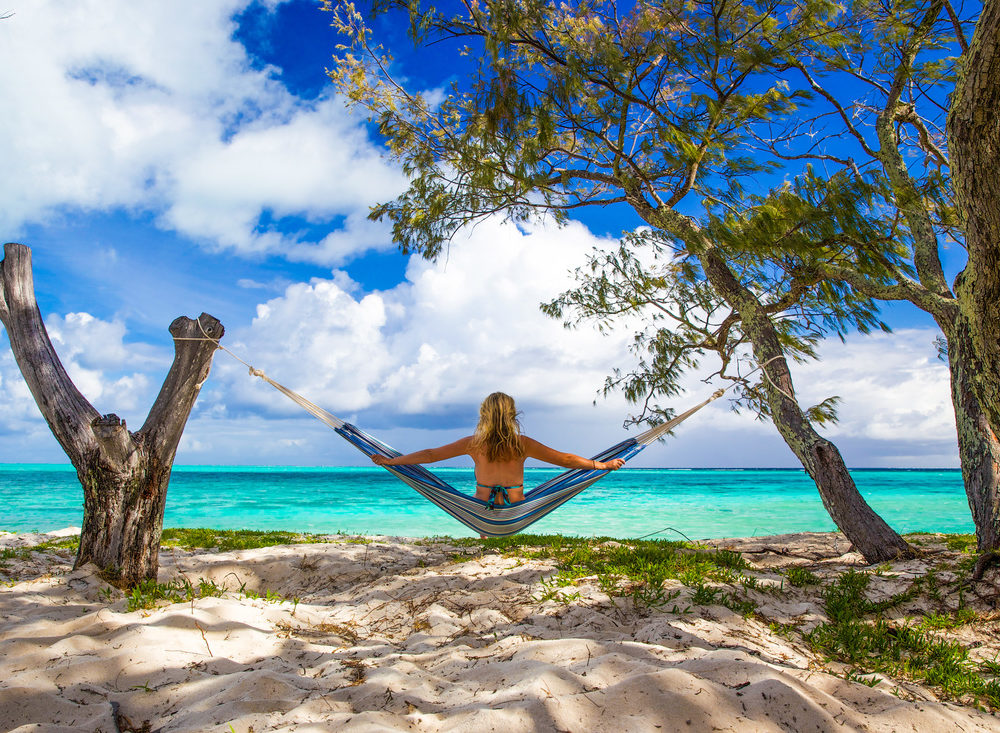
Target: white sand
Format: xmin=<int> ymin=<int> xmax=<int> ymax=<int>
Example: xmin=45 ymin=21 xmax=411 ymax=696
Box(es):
xmin=1 ymin=529 xmax=997 ymax=732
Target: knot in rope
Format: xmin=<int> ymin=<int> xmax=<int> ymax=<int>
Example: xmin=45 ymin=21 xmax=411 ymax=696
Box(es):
xmin=195 ymin=316 xmax=220 ymax=346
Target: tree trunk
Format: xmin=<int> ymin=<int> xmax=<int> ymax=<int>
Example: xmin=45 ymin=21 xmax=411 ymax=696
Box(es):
xmin=701 ymin=249 xmax=914 ymax=563
xmin=948 ymin=0 xmax=1000 ymax=438
xmin=0 ymin=242 xmax=223 ymax=587
xmin=943 ymin=316 xmax=1000 ymax=551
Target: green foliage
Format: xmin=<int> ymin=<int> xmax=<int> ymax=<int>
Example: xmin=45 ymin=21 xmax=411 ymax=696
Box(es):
xmin=720 ymin=592 xmax=758 ymax=616
xmin=546 ymin=169 xmax=895 ymax=423
xmin=124 ymin=574 xmax=298 ymax=612
xmin=843 ymin=669 xmax=881 ymax=687
xmin=918 ymin=609 xmax=978 ymax=630
xmin=0 ymin=536 xmax=79 ymax=573
xmin=160 ymin=528 xmax=323 ymax=552
xmin=0 ymin=536 xmax=79 ymax=560
xmin=809 ymin=618 xmax=1000 ymax=706
xmin=126 ymin=577 xmax=225 ymax=612
xmin=451 ymin=532 xmax=757 ymax=611
xmin=453 ymin=533 xmax=619 ymax=554
xmin=33 ymin=536 xmax=80 ymax=552
xmin=326 ymin=0 xmax=973 ymax=433
xmin=711 ymin=548 xmax=749 ymax=570
xmin=784 ymin=566 xmax=821 ymax=587
xmin=803 ymin=396 xmax=842 ymax=427
xmin=690 ymin=582 xmax=719 ymax=606
xmin=535 ymin=574 xmax=582 ymax=604
xmin=327 ymin=0 xmax=853 ymax=256
xmin=821 ymin=568 xmax=876 ymax=623
xmin=945 ymin=535 xmax=977 ymax=553
xmin=804 ymin=568 xmax=1000 ymax=708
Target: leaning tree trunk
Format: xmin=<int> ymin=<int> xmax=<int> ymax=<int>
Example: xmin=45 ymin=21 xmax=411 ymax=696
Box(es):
xmin=948 ymin=0 xmax=1000 ymax=439
xmin=0 ymin=242 xmax=223 ymax=587
xmin=701 ymin=249 xmax=914 ymax=563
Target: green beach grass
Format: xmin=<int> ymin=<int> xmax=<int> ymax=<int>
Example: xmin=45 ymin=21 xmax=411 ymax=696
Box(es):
xmin=159 ymin=527 xmax=326 ymax=553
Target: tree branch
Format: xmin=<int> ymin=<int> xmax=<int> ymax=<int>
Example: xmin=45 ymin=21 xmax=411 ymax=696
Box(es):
xmin=137 ymin=314 xmax=223 ymax=464
xmin=0 ymin=243 xmax=100 ymax=463
xmin=788 ymin=61 xmax=879 ymax=158
xmin=816 ymin=263 xmax=957 ymax=318
xmin=942 ymin=0 xmax=969 ymax=55
xmin=873 ymin=0 xmax=951 ymax=297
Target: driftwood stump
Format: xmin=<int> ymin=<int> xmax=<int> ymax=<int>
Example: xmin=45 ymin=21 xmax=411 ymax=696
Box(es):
xmin=0 ymin=242 xmax=223 ymax=586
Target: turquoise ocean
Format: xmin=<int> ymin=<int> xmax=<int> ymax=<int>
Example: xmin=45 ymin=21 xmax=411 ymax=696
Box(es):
xmin=0 ymin=464 xmax=973 ymax=540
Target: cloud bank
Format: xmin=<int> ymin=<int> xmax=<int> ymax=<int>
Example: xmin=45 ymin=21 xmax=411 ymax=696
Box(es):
xmin=173 ymin=220 xmax=956 ymax=469
xmin=0 ymin=223 xmax=960 ymax=468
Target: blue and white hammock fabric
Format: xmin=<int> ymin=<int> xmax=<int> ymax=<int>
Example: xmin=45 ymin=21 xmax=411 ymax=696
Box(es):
xmin=248 ymin=365 xmax=726 ymax=537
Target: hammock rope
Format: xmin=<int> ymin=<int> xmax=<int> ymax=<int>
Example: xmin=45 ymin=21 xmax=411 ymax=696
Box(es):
xmin=177 ymin=324 xmax=766 ymax=536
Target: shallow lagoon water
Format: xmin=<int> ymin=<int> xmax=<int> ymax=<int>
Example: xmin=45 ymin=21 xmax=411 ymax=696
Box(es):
xmin=0 ymin=464 xmax=971 ymax=540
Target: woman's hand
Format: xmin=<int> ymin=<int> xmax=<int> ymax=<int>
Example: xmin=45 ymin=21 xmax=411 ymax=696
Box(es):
xmin=598 ymin=458 xmax=625 ymax=471
xmin=372 ymin=454 xmax=391 ymax=466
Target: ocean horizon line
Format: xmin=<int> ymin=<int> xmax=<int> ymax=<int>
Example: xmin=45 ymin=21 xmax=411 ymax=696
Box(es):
xmin=0 ymin=463 xmax=963 ymax=472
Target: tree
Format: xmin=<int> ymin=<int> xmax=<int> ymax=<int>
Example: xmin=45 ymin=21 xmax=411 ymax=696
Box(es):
xmin=0 ymin=243 xmax=222 ymax=587
xmin=326 ymin=0 xmax=915 ymax=561
xmin=548 ymin=173 xmax=920 ymax=555
xmin=948 ymin=0 xmax=1000 ymax=451
xmin=727 ymin=0 xmax=1000 ymax=551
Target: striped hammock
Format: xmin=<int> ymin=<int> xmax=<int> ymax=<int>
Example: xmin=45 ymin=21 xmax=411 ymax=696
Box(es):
xmin=249 ymin=365 xmax=725 ymax=536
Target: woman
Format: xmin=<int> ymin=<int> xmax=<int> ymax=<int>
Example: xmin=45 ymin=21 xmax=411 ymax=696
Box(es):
xmin=371 ymin=392 xmax=625 ymax=509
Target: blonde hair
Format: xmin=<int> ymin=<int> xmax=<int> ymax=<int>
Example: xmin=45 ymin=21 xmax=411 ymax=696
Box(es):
xmin=471 ymin=392 xmax=525 ymax=462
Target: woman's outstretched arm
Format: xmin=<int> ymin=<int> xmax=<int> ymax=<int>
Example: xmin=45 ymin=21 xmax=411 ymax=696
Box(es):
xmin=371 ymin=436 xmax=473 ymax=466
xmin=522 ymin=436 xmax=625 ymax=471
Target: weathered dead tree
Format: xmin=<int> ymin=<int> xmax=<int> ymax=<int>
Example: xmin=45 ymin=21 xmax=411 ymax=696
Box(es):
xmin=0 ymin=242 xmax=222 ymax=587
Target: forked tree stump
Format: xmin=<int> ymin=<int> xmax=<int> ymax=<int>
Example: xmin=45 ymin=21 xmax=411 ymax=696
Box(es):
xmin=0 ymin=243 xmax=223 ymax=586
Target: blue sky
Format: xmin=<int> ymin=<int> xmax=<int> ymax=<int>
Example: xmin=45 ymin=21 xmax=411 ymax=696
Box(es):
xmin=0 ymin=0 xmax=959 ymax=468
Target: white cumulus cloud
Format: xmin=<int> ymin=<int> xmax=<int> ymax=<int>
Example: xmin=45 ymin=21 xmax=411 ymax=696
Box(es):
xmin=799 ymin=329 xmax=952 ymax=441
xmin=0 ymin=0 xmax=401 ymax=265
xmin=201 ymin=218 xmax=635 ymax=428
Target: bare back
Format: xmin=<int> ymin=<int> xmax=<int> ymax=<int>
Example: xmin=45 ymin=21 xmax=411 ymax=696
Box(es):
xmin=468 ymin=438 xmax=527 ymax=503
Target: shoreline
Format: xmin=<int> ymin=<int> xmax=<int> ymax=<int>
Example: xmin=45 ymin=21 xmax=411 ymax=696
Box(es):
xmin=1 ymin=528 xmax=997 ymax=731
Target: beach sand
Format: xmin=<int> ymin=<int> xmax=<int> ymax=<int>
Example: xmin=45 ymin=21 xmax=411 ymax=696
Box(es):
xmin=1 ymin=529 xmax=998 ymax=732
